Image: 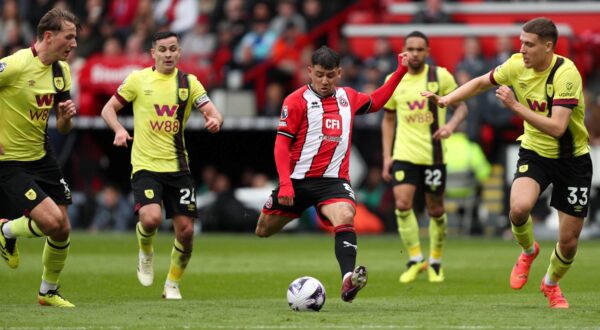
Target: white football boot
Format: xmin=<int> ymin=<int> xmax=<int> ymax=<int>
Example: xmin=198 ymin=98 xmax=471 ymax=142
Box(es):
xmin=162 ymin=280 xmax=182 ymax=300
xmin=137 ymin=251 xmax=154 ymax=286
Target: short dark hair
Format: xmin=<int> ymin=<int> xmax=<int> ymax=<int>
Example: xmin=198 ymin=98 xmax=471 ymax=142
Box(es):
xmin=311 ymin=46 xmax=340 ymax=70
xmin=522 ymin=17 xmax=558 ymax=49
xmin=151 ymin=31 xmax=180 ymax=47
xmin=37 ymin=8 xmax=80 ymax=41
xmin=405 ymin=30 xmax=429 ymax=46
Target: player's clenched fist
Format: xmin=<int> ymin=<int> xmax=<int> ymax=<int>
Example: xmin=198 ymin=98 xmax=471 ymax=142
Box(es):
xmin=113 ymin=128 xmax=133 ymax=147
xmin=58 ymin=100 xmax=77 ymax=119
xmin=203 ymin=112 xmax=221 ymax=133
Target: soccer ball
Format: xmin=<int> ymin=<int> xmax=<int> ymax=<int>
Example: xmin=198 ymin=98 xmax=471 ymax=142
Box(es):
xmin=286 ymin=276 xmax=326 ymax=311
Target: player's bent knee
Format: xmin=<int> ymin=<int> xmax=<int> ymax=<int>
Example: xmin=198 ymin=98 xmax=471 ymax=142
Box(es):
xmin=427 ymin=207 xmax=445 ymax=219
xmin=139 ymin=213 xmax=162 ymax=229
xmin=395 ymin=199 xmax=412 ymax=210
xmin=509 ymin=204 xmax=532 ymax=223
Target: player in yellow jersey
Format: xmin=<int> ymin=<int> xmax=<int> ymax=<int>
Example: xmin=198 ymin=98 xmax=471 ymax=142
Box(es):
xmin=423 ymin=18 xmax=591 ymax=308
xmin=101 ymin=31 xmax=223 ymax=300
xmin=382 ymin=31 xmax=468 ymax=284
xmin=0 ymin=8 xmax=79 ymax=308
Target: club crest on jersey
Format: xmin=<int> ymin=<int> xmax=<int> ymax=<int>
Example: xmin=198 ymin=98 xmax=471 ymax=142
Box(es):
xmin=280 ymin=105 xmax=288 ymax=119
xmin=426 ymin=82 xmax=439 ymax=93
xmin=53 ymin=77 xmax=65 ymax=91
xmin=546 ymin=84 xmax=554 ymax=98
xmin=25 ymin=189 xmax=37 ymax=201
xmin=0 ymin=62 xmax=6 ymax=73
xmin=178 ymin=88 xmax=189 ymax=101
xmin=338 ymin=97 xmax=348 ymax=107
xmin=144 ymin=189 xmax=154 ymax=199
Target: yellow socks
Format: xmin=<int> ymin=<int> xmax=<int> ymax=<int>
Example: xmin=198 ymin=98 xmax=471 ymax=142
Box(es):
xmin=167 ymin=239 xmax=192 ymax=283
xmin=429 ymin=213 xmax=447 ymax=261
xmin=136 ymin=222 xmax=156 ymax=255
xmin=396 ymin=209 xmax=422 ymax=260
xmin=42 ymin=237 xmax=70 ymax=285
xmin=545 ymin=243 xmax=574 ymax=285
xmin=511 ymin=216 xmax=535 ymax=253
xmin=7 ymin=216 xmax=43 ymax=238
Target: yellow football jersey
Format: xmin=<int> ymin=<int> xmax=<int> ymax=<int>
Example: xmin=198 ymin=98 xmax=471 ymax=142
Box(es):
xmin=0 ymin=47 xmax=71 ymax=161
xmin=384 ymin=65 xmax=458 ymax=165
xmin=492 ymin=54 xmax=589 ymax=158
xmin=116 ymin=67 xmax=209 ymax=174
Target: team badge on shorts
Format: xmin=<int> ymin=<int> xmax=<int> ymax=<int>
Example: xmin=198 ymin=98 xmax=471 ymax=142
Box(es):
xmin=25 ymin=189 xmax=37 ymax=201
xmin=144 ymin=189 xmax=154 ymax=199
xmin=518 ymin=164 xmax=528 ymax=173
xmin=395 ymin=170 xmax=405 ymax=182
xmin=265 ymin=196 xmax=273 ymax=209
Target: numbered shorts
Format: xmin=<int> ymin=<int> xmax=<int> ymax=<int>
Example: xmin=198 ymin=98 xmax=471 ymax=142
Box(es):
xmin=0 ymin=154 xmax=72 ymax=217
xmin=514 ymin=148 xmax=592 ymax=217
xmin=390 ymin=160 xmax=446 ymax=195
xmin=262 ymin=178 xmax=356 ymax=221
xmin=132 ymin=170 xmax=197 ymax=219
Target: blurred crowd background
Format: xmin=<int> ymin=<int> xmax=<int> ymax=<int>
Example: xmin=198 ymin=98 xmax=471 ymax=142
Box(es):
xmin=2 ymin=0 xmax=600 ymax=236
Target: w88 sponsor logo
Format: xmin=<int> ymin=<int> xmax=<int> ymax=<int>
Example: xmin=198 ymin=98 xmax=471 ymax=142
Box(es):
xmin=149 ymin=119 xmax=180 ymax=133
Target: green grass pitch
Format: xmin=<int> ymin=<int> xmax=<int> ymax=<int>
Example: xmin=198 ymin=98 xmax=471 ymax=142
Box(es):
xmin=2 ymin=232 xmax=600 ymax=329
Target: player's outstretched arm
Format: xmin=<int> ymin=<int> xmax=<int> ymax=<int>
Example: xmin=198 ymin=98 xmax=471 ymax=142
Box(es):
xmin=369 ymin=52 xmax=409 ymax=111
xmin=101 ymin=95 xmax=132 ymax=147
xmin=56 ymin=99 xmax=76 ymax=134
xmin=422 ymin=73 xmax=493 ymax=108
xmin=199 ymin=101 xmax=224 ymax=133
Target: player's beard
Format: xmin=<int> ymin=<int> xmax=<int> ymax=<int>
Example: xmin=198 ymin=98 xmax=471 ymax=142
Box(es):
xmin=408 ymin=60 xmax=425 ymax=72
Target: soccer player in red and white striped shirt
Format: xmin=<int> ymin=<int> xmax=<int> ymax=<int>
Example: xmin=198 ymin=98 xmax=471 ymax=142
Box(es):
xmin=256 ymin=46 xmax=408 ymax=303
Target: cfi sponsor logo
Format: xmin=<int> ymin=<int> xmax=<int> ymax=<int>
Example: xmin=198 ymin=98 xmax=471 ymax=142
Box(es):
xmin=25 ymin=189 xmax=37 ymax=201
xmin=144 ymin=189 xmax=154 ymax=199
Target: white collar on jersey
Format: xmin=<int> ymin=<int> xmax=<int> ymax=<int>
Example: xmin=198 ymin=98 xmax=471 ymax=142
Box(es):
xmin=307 ymin=84 xmax=337 ymax=99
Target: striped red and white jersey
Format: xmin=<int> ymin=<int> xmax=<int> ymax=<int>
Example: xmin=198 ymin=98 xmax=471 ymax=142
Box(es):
xmin=276 ymin=84 xmax=373 ymax=181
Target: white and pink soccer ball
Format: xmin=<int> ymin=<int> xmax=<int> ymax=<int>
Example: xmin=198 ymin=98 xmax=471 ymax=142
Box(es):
xmin=287 ymin=276 xmax=326 ymax=312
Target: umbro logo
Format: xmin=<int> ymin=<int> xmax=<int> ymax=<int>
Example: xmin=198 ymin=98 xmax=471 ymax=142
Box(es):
xmin=28 ymin=80 xmax=36 ymax=86
xmin=144 ymin=90 xmax=153 ymax=96
xmin=343 ymin=241 xmax=357 ymax=251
